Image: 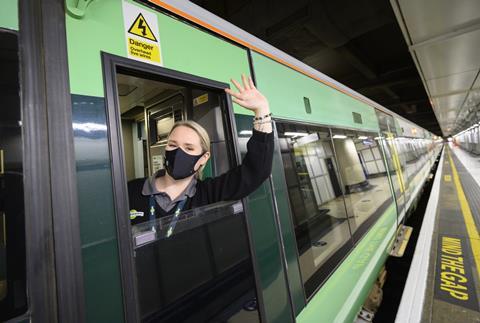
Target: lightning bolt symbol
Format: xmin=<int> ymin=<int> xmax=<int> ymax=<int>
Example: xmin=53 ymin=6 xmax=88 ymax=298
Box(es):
xmin=138 ymin=18 xmax=147 ymax=36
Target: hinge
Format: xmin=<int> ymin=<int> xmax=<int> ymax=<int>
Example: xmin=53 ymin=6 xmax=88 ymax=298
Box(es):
xmin=66 ymin=0 xmax=95 ymax=19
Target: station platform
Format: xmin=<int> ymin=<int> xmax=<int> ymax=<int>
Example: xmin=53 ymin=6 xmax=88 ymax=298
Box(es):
xmin=396 ymin=144 xmax=480 ymax=322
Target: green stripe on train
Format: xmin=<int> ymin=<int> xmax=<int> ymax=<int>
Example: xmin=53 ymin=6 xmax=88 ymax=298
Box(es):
xmin=297 ymin=204 xmax=397 ymax=323
xmin=251 ymin=51 xmax=380 ymax=131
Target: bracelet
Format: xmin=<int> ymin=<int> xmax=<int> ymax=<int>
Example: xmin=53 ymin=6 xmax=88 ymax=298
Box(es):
xmin=253 ymin=119 xmax=273 ymax=125
xmin=253 ymin=112 xmax=272 ymax=121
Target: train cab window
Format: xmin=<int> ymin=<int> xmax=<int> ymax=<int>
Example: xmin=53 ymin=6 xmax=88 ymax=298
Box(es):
xmin=332 ymin=130 xmax=393 ymax=240
xmin=115 ymin=71 xmax=261 ymax=322
xmin=0 ymin=31 xmax=28 ymax=321
xmin=275 ymin=122 xmax=352 ymax=298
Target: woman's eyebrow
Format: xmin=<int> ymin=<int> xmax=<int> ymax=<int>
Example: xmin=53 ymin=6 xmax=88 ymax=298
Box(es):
xmin=168 ymin=139 xmax=178 ymax=144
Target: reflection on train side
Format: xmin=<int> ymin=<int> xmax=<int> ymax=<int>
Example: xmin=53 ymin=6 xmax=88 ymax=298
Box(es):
xmin=334 ymin=131 xmax=393 ymax=239
xmin=132 ymin=200 xmax=260 ymax=323
xmin=275 ymin=120 xmax=439 ymax=298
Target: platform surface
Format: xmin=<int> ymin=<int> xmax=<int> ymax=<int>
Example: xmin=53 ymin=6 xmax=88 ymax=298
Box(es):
xmin=421 ymin=145 xmax=480 ymax=322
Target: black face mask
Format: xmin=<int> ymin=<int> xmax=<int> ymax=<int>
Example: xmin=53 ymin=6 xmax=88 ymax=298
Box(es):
xmin=164 ymin=148 xmax=204 ymax=180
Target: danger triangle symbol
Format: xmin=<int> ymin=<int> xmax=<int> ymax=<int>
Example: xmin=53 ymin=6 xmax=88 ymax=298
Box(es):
xmin=128 ymin=13 xmax=157 ymax=42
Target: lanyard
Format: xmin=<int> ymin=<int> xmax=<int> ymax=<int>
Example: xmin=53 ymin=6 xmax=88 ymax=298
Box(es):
xmin=148 ymin=195 xmax=188 ymax=237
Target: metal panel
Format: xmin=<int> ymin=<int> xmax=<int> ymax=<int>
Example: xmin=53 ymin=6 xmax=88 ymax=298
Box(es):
xmin=391 ymin=0 xmax=480 ymax=136
xmin=427 ymin=70 xmax=478 ymax=97
xmin=415 ymin=29 xmax=480 ymax=80
xmin=397 ymin=0 xmax=480 ymax=43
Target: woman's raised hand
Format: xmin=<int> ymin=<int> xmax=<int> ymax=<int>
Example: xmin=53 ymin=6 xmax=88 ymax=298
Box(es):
xmin=225 ymin=75 xmax=270 ymax=115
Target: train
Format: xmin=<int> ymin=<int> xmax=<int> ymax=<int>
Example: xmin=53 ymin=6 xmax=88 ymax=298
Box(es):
xmin=453 ymin=124 xmax=480 ymax=153
xmin=0 ymin=0 xmax=443 ymax=322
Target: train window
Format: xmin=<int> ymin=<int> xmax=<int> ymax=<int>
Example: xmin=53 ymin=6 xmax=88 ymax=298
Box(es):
xmin=395 ymin=137 xmax=418 ymax=198
xmin=379 ymin=134 xmax=406 ymax=214
xmin=275 ymin=122 xmax=352 ymax=298
xmin=332 ymin=130 xmax=394 ymax=240
xmin=391 ymin=137 xmax=410 ymax=202
xmin=375 ymin=110 xmax=406 ymax=215
xmin=0 ymin=31 xmax=28 ymax=320
xmin=115 ymin=70 xmax=260 ymax=322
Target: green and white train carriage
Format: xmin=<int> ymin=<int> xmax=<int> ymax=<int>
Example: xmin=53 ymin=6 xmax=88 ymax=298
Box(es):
xmin=0 ymin=0 xmax=442 ymax=322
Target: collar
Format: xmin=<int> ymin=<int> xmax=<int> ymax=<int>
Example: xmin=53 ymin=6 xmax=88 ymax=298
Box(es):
xmin=141 ymin=169 xmax=197 ymax=199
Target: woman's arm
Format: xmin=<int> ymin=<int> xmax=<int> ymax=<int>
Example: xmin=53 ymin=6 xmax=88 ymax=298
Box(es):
xmin=199 ymin=128 xmax=274 ymax=202
xmin=198 ymin=75 xmax=274 ymax=202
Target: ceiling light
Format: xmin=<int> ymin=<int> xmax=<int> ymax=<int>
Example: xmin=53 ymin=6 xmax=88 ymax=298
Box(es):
xmin=357 ymin=136 xmax=368 ymax=140
xmin=332 ymin=134 xmax=347 ymax=139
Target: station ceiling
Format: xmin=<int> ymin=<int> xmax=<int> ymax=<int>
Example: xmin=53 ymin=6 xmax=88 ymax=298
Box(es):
xmin=392 ymin=0 xmax=480 ymax=137
xmin=190 ymin=0 xmax=443 ymax=135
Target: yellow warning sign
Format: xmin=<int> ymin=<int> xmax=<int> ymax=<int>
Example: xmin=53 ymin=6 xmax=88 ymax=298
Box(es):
xmin=123 ymin=2 xmax=162 ymax=66
xmin=193 ymin=93 xmax=209 ymax=107
xmin=128 ymin=13 xmax=157 ymax=42
xmin=128 ymin=37 xmax=160 ymax=62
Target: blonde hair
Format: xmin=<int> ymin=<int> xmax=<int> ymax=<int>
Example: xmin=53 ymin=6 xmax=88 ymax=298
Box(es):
xmin=168 ymin=120 xmax=210 ymax=179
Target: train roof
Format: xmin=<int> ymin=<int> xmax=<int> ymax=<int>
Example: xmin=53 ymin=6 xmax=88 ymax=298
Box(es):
xmin=145 ymin=0 xmax=433 ymax=137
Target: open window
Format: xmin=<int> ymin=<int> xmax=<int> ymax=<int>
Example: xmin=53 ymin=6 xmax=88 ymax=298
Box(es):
xmin=103 ymin=55 xmax=262 ymax=322
xmin=117 ymin=72 xmax=233 ymax=181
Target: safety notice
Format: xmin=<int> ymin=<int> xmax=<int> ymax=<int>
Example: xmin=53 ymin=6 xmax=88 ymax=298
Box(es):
xmin=434 ymin=235 xmax=479 ymax=311
xmin=122 ymin=1 xmax=162 ymax=65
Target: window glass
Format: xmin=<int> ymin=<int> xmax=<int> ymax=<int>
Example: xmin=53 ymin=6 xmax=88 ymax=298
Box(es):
xmin=132 ymin=201 xmax=260 ymax=322
xmin=332 ymin=130 xmax=393 ymax=239
xmin=391 ymin=136 xmax=411 ymax=201
xmin=396 ymin=137 xmax=419 ymax=198
xmin=276 ymin=122 xmax=352 ymax=298
xmin=375 ymin=110 xmax=406 ymax=214
xmin=0 ymin=31 xmax=27 ymax=321
xmin=381 ymin=134 xmax=406 ymax=213
xmin=116 ymin=71 xmax=260 ymax=322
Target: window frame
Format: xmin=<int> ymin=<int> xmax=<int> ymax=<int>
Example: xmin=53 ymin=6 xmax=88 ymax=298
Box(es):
xmin=101 ymin=52 xmax=266 ymax=322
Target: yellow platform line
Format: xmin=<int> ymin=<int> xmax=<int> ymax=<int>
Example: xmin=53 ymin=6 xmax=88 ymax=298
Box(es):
xmin=447 ymin=149 xmax=480 ymax=281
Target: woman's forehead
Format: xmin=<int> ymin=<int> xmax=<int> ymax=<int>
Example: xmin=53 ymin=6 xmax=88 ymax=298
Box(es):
xmin=169 ymin=126 xmax=202 ymax=145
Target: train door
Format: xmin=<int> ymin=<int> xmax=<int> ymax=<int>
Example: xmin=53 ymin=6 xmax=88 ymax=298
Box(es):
xmin=102 ymin=54 xmax=263 ymax=322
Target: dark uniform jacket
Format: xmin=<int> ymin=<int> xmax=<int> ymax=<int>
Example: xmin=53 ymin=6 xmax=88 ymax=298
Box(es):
xmin=128 ymin=129 xmax=274 ymax=225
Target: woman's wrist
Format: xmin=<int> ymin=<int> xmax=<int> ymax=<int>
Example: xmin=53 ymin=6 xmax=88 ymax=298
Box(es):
xmin=253 ymin=105 xmax=272 ymax=133
xmin=254 ymin=104 xmax=270 ymax=118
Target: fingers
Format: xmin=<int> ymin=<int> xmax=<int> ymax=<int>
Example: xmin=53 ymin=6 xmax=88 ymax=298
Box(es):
xmin=224 ymin=88 xmax=242 ymax=99
xmin=231 ymin=78 xmax=244 ymax=92
xmin=242 ymin=74 xmax=251 ymax=90
xmin=248 ymin=76 xmax=256 ymax=89
xmin=232 ymin=96 xmax=246 ymax=106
